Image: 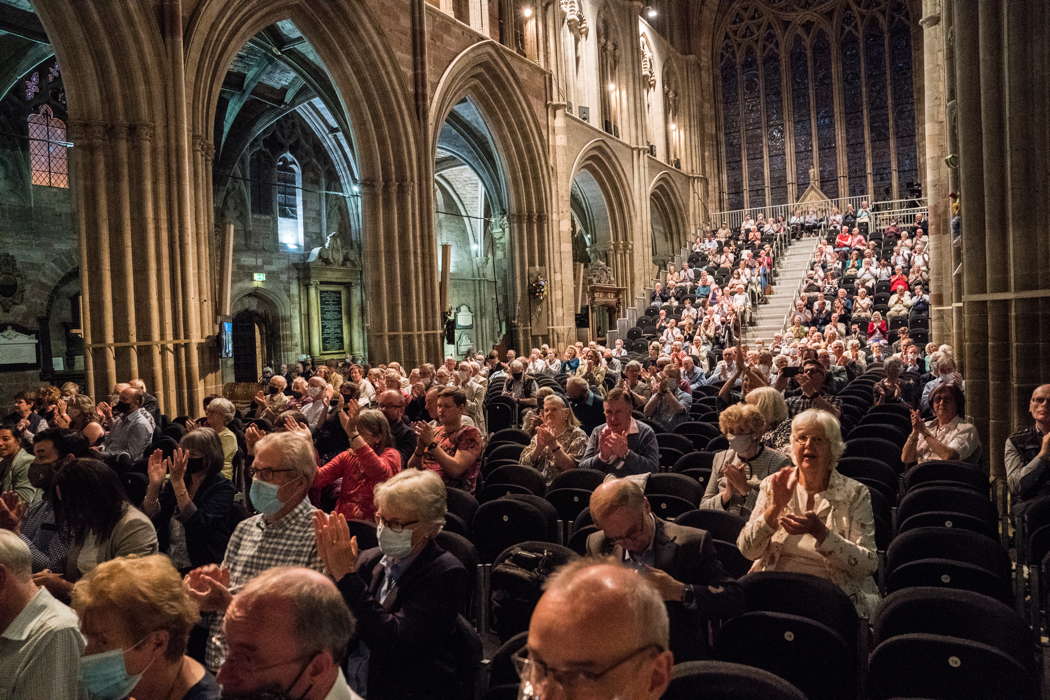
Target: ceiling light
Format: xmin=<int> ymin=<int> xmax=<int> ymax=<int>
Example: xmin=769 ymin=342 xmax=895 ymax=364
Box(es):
xmin=607 ymin=81 xmax=617 ymax=92
xmin=669 ymin=122 xmax=677 ymax=131
xmin=646 ymin=6 xmax=658 ymax=18
xmin=522 ymin=6 xmax=533 ymax=18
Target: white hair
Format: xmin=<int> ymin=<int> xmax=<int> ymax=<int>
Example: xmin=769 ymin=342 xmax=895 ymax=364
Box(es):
xmin=207 ymin=397 xmax=236 ymax=424
xmin=791 ymin=409 xmax=845 ymax=464
xmin=256 ymin=432 xmax=317 ymax=483
xmin=374 ymin=469 xmax=447 ymax=525
xmin=0 ymin=530 xmax=32 ymax=581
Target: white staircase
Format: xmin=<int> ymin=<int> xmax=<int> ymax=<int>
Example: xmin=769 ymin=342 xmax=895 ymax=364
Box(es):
xmin=749 ymin=238 xmax=818 ymax=344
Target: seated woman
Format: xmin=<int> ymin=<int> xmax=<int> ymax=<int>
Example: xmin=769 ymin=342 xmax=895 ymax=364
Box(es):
xmin=746 ymin=386 xmax=792 ymax=455
xmin=737 ymin=409 xmax=880 ymax=618
xmin=37 ymin=459 xmax=158 ymax=601
xmin=312 ymin=405 xmax=402 ymax=522
xmin=874 ymin=357 xmax=910 ymax=406
xmin=518 ymin=394 xmax=589 ymax=483
xmin=834 ymin=228 xmax=853 ymax=254
xmin=886 ymin=289 xmax=912 ymax=321
xmin=851 ymin=288 xmax=873 ymax=325
xmin=562 ymin=345 xmax=580 ymax=374
xmin=701 ymin=404 xmax=791 ymax=516
xmin=202 ymin=397 xmax=239 ymax=479
xmin=72 ymin=554 xmax=219 ymax=699
xmin=902 ymin=383 xmax=980 ymax=466
xmin=315 ymin=469 xmax=469 ymax=699
xmin=867 ymin=311 xmax=889 ymax=342
xmin=520 ymin=386 xmax=556 ymax=434
xmin=144 ymin=428 xmax=236 ymax=572
xmin=842 ymin=250 xmax=862 ymax=277
xmin=51 ymin=393 xmax=106 ymax=447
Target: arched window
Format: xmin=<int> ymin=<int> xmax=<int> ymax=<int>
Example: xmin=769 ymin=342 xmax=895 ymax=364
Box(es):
xmin=27 ymin=105 xmax=68 ymax=188
xmin=275 ymin=153 xmax=304 ymax=251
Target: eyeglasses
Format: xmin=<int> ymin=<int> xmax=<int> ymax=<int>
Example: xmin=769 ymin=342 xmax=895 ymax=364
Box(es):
xmin=248 ymin=466 xmax=297 ymax=481
xmin=513 ymin=644 xmax=663 ymax=695
xmin=375 ymin=515 xmax=420 ymax=533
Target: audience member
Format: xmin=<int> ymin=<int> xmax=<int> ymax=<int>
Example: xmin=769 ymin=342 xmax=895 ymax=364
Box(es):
xmin=587 ymin=478 xmax=743 ymax=660
xmin=72 ymin=554 xmax=218 ymax=699
xmin=521 ymin=560 xmax=673 ymax=699
xmin=1006 ymin=384 xmax=1050 ymax=508
xmin=0 ymin=531 xmax=83 ymax=699
xmin=566 ymin=376 xmax=606 ymax=435
xmin=217 ymin=566 xmax=360 ymax=700
xmin=579 ymin=389 xmax=660 ymax=476
xmin=518 ymin=395 xmax=588 ymax=484
xmin=902 ymin=383 xmax=980 ymax=466
xmin=315 ymin=469 xmax=473 ymax=699
xmin=701 ymin=404 xmax=790 ymax=515
xmin=0 ymin=422 xmax=36 ymax=504
xmin=408 ymin=388 xmax=483 ymax=493
xmin=737 ymin=409 xmax=880 ymax=617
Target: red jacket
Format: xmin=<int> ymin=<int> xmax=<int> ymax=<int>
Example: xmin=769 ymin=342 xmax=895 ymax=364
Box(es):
xmin=889 ymin=274 xmax=910 ymax=294
xmin=313 ymin=444 xmax=401 ymax=521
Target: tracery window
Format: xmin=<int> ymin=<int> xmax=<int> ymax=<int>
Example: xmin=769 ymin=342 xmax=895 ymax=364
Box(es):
xmin=276 ymin=153 xmax=304 ymax=251
xmin=27 ymin=105 xmax=68 ymax=188
xmin=716 ymin=0 xmax=918 ymax=209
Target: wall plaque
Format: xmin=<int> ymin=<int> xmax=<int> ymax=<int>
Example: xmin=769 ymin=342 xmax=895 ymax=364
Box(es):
xmin=319 ymin=289 xmax=345 ymax=353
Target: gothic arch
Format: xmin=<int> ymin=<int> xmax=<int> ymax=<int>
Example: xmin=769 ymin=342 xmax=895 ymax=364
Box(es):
xmin=569 ymin=139 xmax=636 ymax=291
xmin=649 ymin=171 xmax=687 ymax=264
xmin=429 ymin=40 xmax=553 ymax=350
xmin=183 ymin=0 xmax=434 ymax=367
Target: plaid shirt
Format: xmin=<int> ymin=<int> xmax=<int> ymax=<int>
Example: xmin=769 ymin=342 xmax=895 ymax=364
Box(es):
xmin=204 ymin=498 xmax=324 ymax=671
xmin=19 ymin=499 xmax=70 ymax=573
xmin=785 ymin=391 xmax=843 ymax=418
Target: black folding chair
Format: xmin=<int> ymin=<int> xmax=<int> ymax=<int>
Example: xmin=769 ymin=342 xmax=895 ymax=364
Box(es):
xmin=646 ymin=472 xmax=706 ymax=506
xmin=844 ymin=437 xmax=904 ymax=473
xmin=885 ymin=526 xmax=1011 ymax=602
xmin=901 ymin=460 xmax=987 ymax=495
xmin=472 ymin=498 xmax=558 ymax=563
xmin=895 ymin=485 xmax=998 ymax=538
xmin=646 ymin=493 xmax=695 ymax=519
xmin=675 ymin=509 xmax=747 ymax=542
xmin=546 ymin=468 xmax=605 ymax=493
xmin=485 ymin=464 xmax=547 ymax=497
xmin=664 ymin=660 xmax=806 ymax=700
xmin=656 ymin=432 xmax=695 ymax=453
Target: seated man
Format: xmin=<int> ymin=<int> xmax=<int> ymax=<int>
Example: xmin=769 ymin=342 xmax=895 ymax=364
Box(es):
xmin=218 ymin=566 xmax=361 ymax=699
xmin=522 ymin=559 xmax=673 ymax=700
xmin=586 ymin=479 xmax=743 ymax=661
xmin=579 ymin=389 xmax=660 ymax=476
xmin=643 ymin=367 xmax=693 ymax=430
xmin=566 ymin=376 xmax=606 ymax=435
xmin=783 ymin=359 xmax=843 ymax=418
xmin=0 ymin=531 xmax=83 ymax=699
xmin=97 ymin=386 xmax=154 ymax=462
xmin=409 ymin=388 xmax=483 ymax=493
xmin=1006 ymin=384 xmax=1050 ymax=509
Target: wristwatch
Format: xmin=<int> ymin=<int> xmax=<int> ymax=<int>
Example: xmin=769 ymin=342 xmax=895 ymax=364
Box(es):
xmin=681 ymin=584 xmax=695 ymax=607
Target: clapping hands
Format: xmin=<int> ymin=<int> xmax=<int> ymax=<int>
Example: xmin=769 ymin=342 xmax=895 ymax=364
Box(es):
xmin=313 ymin=511 xmax=360 ymax=580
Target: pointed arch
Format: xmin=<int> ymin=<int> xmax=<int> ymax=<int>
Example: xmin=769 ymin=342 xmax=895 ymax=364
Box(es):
xmin=569 ymin=139 xmax=635 ymax=248
xmin=429 ymin=40 xmax=552 ymax=350
xmin=649 ymin=171 xmax=687 ymax=264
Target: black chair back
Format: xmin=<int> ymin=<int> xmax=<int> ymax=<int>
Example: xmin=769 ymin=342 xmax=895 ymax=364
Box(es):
xmin=664 ymin=660 xmax=806 ymax=700
xmin=646 ymin=472 xmax=706 ymax=506
xmin=675 ymin=509 xmax=746 ymax=542
xmin=486 ymin=464 xmax=547 ymax=496
xmin=547 ymin=468 xmax=604 ymax=493
xmin=472 ymin=498 xmax=557 ymax=563
xmin=543 ymin=488 xmax=592 ymax=523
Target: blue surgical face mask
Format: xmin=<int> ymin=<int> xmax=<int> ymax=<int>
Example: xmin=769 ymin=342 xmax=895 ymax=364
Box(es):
xmin=80 ymin=636 xmax=155 ymax=700
xmin=250 ymin=477 xmax=292 ymax=516
xmin=377 ymin=521 xmax=416 ymax=560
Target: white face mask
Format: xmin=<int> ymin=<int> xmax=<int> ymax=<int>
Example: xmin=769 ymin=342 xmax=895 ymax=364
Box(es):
xmin=377 ymin=521 xmax=416 ymax=560
xmin=727 ymin=433 xmax=758 ymax=456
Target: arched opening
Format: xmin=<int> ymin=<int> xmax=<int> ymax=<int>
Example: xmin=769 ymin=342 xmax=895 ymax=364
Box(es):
xmin=213 ymin=19 xmax=366 ymax=374
xmin=435 ymin=97 xmax=511 ymax=356
xmin=650 ymin=175 xmax=685 ymax=269
xmin=231 ymin=293 xmax=280 ymax=383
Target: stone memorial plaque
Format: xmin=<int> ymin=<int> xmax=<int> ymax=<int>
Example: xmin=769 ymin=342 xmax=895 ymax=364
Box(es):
xmin=319 ymin=289 xmax=345 ymax=353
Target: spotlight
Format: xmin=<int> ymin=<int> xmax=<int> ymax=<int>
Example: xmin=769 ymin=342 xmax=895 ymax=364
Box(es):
xmin=521 ymin=6 xmax=533 ymax=18
xmin=607 ymin=81 xmax=617 ymax=92
xmin=645 ymin=5 xmax=658 ymax=18
xmin=669 ymin=122 xmax=677 ymax=131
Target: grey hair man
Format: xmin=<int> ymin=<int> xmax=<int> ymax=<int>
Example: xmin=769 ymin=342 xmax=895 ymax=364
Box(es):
xmin=217 ymin=566 xmax=361 ymax=699
xmin=0 ymin=530 xmax=83 ymax=699
xmin=185 ymin=432 xmax=324 ymax=671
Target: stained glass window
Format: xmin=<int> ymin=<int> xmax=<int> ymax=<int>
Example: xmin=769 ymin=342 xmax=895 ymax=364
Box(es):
xmin=865 ymin=18 xmax=891 ymax=200
xmin=742 ymin=48 xmax=765 ymax=208
xmin=791 ymin=35 xmax=812 ymax=192
xmin=891 ymin=3 xmax=918 ymax=195
xmin=27 ymin=105 xmax=68 ymax=188
xmin=721 ymin=40 xmax=743 ymax=210
xmin=812 ymin=30 xmax=838 ymax=198
xmin=841 ymin=13 xmax=866 ymax=197
xmin=276 ymin=153 xmax=304 ymax=250
xmin=764 ymin=39 xmax=786 ymax=204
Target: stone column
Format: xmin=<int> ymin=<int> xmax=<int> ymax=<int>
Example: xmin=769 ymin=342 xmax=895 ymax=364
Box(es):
xmin=919 ymin=1 xmax=952 ymax=344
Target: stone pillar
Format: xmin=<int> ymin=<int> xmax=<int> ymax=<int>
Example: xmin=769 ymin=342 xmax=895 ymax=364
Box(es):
xmin=919 ymin=1 xmax=952 ymax=343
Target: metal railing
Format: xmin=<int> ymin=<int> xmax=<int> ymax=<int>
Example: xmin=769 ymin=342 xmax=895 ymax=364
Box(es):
xmin=709 ymin=195 xmax=929 ymax=234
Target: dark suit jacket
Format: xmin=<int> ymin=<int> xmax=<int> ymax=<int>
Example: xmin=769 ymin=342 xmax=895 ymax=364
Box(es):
xmin=587 ymin=517 xmax=744 ymax=660
xmin=337 ymin=541 xmax=469 ymax=699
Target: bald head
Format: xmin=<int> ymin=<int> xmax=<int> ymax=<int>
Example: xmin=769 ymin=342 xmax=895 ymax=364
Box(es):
xmin=526 ymin=560 xmax=671 ymax=699
xmin=590 ymin=477 xmax=646 ymax=523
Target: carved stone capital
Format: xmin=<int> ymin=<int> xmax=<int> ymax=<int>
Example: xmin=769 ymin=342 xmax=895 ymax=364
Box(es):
xmin=131 ymin=122 xmax=154 ymax=144
xmin=110 ymin=122 xmax=130 ymax=141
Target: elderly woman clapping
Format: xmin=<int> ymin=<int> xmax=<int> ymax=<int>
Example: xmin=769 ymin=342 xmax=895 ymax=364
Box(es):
xmin=700 ymin=404 xmax=790 ymax=516
xmin=518 ymin=394 xmax=588 ymax=484
xmin=314 ymin=469 xmax=469 ymax=698
xmin=737 ymin=409 xmax=880 ymax=617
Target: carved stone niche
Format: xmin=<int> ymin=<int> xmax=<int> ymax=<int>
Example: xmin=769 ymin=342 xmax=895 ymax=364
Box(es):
xmin=0 ymin=254 xmax=25 ymax=312
xmin=640 ymin=35 xmax=657 ymax=90
xmin=560 ymin=0 xmax=589 ymax=40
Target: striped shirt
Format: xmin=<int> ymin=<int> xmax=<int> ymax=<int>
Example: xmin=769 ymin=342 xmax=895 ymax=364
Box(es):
xmin=0 ymin=587 xmax=84 ymax=700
